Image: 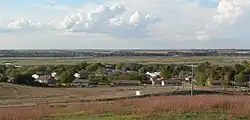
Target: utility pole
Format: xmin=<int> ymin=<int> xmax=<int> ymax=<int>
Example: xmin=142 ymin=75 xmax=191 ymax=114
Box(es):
xmin=181 ymin=70 xmax=184 ymax=89
xmin=191 ymin=63 xmax=194 ymax=96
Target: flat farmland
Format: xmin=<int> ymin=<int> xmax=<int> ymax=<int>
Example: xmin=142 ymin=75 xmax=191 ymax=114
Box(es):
xmin=0 ymin=83 xmax=176 ymax=107
xmin=0 ymin=56 xmax=249 ymax=65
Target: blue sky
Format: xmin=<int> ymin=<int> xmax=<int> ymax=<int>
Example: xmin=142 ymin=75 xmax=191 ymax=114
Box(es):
xmin=0 ymin=0 xmax=249 ymax=49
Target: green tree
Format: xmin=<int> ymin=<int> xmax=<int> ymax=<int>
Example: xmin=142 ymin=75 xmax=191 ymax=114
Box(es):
xmin=0 ymin=74 xmax=8 ymax=82
xmin=174 ymin=65 xmax=191 ymax=77
xmin=160 ymin=65 xmax=172 ymax=79
xmin=78 ymin=69 xmax=89 ymax=79
xmin=195 ymin=72 xmax=207 ymax=86
xmin=86 ymin=63 xmax=102 ymax=72
xmin=58 ymin=70 xmax=75 ymax=83
xmin=235 ymin=72 xmax=248 ymax=87
xmin=96 ymin=67 xmax=105 ymax=75
xmin=224 ymin=70 xmax=236 ymax=85
xmin=197 ymin=62 xmax=211 ymax=72
xmin=55 ymin=65 xmax=66 ymax=75
xmin=103 ymin=73 xmax=114 ymax=85
xmin=222 ymin=72 xmax=232 ymax=91
xmin=138 ymin=67 xmax=147 ymax=75
xmin=0 ymin=65 xmax=7 ymax=75
xmin=242 ymin=60 xmax=249 ymax=68
xmin=8 ymin=69 xmax=21 ymax=77
xmin=77 ymin=62 xmax=88 ymax=70
xmin=235 ymin=64 xmax=245 ymax=74
xmin=115 ymin=63 xmax=124 ymax=70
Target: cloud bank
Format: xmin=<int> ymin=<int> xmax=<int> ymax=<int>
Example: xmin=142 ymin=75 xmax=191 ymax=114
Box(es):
xmin=1 ymin=4 xmax=160 ymax=37
xmin=0 ymin=0 xmax=250 ymax=49
xmin=197 ymin=0 xmax=250 ymax=41
xmin=48 ymin=4 xmax=160 ymax=37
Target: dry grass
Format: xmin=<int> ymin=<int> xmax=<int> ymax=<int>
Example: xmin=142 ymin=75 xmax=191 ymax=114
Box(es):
xmin=1 ymin=95 xmax=250 ymax=120
xmin=0 ymin=83 xmax=172 ymax=106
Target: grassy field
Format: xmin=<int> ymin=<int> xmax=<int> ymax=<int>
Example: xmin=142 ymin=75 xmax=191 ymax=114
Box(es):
xmin=1 ymin=83 xmax=250 ymax=120
xmin=0 ymin=83 xmax=177 ymax=106
xmin=0 ymin=56 xmax=249 ymax=65
xmin=1 ymin=95 xmax=250 ymax=120
xmin=43 ymin=111 xmax=248 ymax=120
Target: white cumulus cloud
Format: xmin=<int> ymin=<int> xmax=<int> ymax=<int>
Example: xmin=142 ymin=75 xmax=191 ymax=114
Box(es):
xmin=48 ymin=4 xmax=160 ymax=37
xmin=213 ymin=0 xmax=250 ymax=25
xmin=198 ymin=0 xmax=250 ymax=41
xmin=8 ymin=19 xmax=43 ymax=30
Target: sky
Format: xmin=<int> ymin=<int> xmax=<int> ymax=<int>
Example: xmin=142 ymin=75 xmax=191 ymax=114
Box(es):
xmin=0 ymin=0 xmax=249 ymax=49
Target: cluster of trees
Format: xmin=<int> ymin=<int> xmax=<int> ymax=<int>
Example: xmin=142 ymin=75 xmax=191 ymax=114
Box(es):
xmin=1 ymin=60 xmax=250 ymax=88
xmin=195 ymin=60 xmax=250 ymax=87
xmin=0 ymin=62 xmax=192 ymax=85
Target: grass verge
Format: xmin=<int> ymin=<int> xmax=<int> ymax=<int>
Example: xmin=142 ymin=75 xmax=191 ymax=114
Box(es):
xmin=43 ymin=110 xmax=250 ymax=120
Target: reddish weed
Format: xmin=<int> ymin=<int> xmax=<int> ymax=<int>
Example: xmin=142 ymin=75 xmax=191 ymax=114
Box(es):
xmin=1 ymin=95 xmax=250 ymax=120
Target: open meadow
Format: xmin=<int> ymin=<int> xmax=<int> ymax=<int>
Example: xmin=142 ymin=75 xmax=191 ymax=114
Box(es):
xmin=0 ymin=56 xmax=250 ymax=65
xmin=1 ymin=83 xmax=250 ymax=120
xmin=1 ymin=95 xmax=250 ymax=120
xmin=0 ymin=83 xmax=177 ymax=107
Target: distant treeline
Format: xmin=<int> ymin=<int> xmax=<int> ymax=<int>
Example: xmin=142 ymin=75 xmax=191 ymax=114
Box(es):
xmin=0 ymin=49 xmax=250 ymax=57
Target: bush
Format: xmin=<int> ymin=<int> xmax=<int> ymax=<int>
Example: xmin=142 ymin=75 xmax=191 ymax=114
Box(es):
xmin=0 ymin=76 xmax=8 ymax=82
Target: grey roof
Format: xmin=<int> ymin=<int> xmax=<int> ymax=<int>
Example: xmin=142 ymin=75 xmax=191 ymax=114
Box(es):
xmin=38 ymin=75 xmax=55 ymax=81
xmin=112 ymin=80 xmax=140 ymax=84
xmin=72 ymin=79 xmax=91 ymax=83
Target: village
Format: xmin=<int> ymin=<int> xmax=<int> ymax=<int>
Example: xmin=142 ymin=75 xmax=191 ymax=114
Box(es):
xmin=5 ymin=64 xmax=192 ymax=88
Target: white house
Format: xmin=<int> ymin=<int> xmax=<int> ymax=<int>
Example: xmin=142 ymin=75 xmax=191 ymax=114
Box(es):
xmin=146 ymin=72 xmax=166 ymax=86
xmin=146 ymin=72 xmax=161 ymax=78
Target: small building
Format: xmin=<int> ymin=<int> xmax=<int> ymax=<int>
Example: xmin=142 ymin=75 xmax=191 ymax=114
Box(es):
xmin=146 ymin=72 xmax=161 ymax=78
xmin=35 ymin=75 xmax=56 ymax=85
xmin=71 ymin=79 xmax=98 ymax=87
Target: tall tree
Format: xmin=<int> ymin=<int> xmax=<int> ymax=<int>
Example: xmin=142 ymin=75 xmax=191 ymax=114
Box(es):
xmin=77 ymin=62 xmax=88 ymax=70
xmin=235 ymin=64 xmax=245 ymax=74
xmin=138 ymin=67 xmax=147 ymax=75
xmin=195 ymin=71 xmax=207 ymax=86
xmin=160 ymin=65 xmax=172 ymax=79
xmin=197 ymin=62 xmax=211 ymax=72
xmin=242 ymin=60 xmax=249 ymax=68
xmin=115 ymin=63 xmax=124 ymax=70
xmin=235 ymin=72 xmax=248 ymax=87
xmin=86 ymin=63 xmax=102 ymax=72
xmin=58 ymin=70 xmax=75 ymax=83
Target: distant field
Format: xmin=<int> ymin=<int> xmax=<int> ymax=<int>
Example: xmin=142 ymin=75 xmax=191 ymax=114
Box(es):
xmin=0 ymin=56 xmax=249 ymax=65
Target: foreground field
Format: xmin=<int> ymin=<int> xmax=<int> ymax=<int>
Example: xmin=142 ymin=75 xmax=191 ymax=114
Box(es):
xmin=0 ymin=56 xmax=250 ymax=65
xmin=44 ymin=111 xmax=248 ymax=120
xmin=1 ymin=95 xmax=250 ymax=120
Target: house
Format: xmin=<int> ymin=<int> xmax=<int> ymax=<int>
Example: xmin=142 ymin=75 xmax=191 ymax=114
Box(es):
xmin=71 ymin=79 xmax=98 ymax=87
xmin=145 ymin=72 xmax=164 ymax=86
xmin=35 ymin=75 xmax=56 ymax=85
xmin=104 ymin=68 xmax=116 ymax=74
xmin=110 ymin=80 xmax=141 ymax=87
xmin=146 ymin=72 xmax=161 ymax=78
